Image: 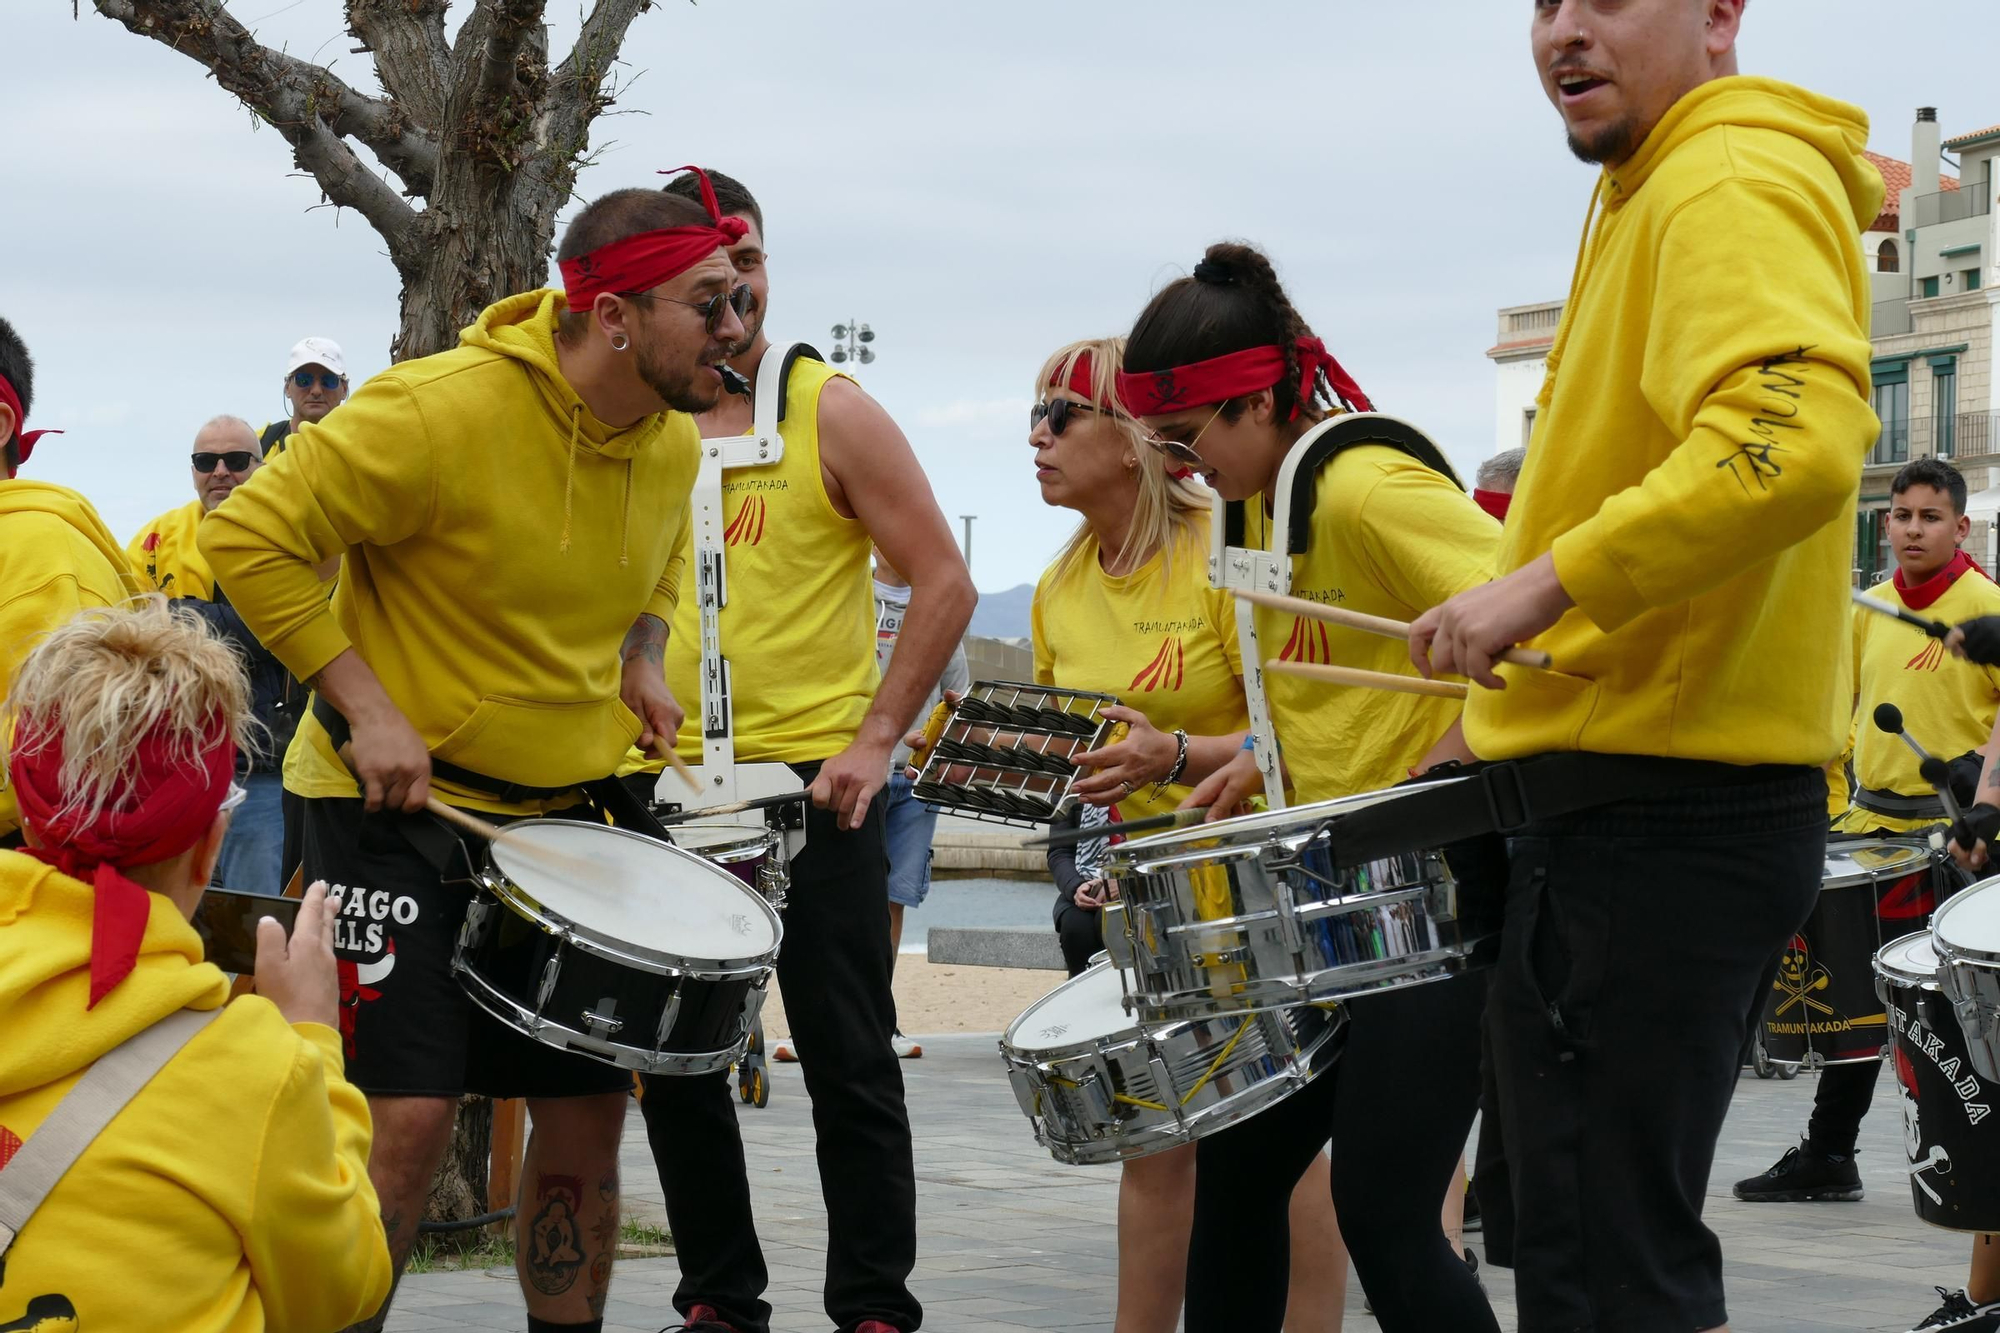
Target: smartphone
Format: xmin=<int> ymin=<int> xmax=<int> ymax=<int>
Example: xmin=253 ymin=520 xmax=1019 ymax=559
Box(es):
xmin=193 ymin=888 xmax=301 ymax=976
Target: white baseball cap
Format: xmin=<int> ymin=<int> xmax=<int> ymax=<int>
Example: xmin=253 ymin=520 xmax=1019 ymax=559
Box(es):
xmin=284 ymin=337 xmax=347 ymax=380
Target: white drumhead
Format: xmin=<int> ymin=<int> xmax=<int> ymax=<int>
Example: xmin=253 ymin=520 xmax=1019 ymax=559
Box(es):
xmin=1006 ymin=963 xmax=1134 ymax=1052
xmin=1823 ymin=840 xmax=1930 ymax=889
xmin=670 ymin=822 xmax=772 ymax=860
xmin=1933 ymin=878 xmax=2000 ymax=961
xmin=491 ymin=821 xmax=777 ymax=958
xmin=1876 ymin=930 xmax=1940 ymax=986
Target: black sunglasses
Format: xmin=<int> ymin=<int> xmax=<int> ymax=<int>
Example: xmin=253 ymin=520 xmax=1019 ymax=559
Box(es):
xmin=192 ymin=451 xmax=257 ymax=474
xmin=1030 ymin=398 xmax=1100 ymax=436
xmin=625 ymin=283 xmax=754 ymax=334
xmin=292 ymin=371 xmax=343 ymax=391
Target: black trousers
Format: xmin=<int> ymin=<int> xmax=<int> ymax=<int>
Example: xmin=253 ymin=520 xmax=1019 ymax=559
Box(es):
xmin=1184 ymin=971 xmax=1498 ymax=1333
xmin=1053 ymin=897 xmax=1102 ymax=977
xmin=638 ymin=763 xmax=920 ymax=1333
xmin=1492 ymin=766 xmax=1824 ymax=1333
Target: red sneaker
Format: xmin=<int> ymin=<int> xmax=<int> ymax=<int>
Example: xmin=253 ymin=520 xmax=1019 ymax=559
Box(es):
xmin=672 ymin=1305 xmax=739 ymax=1332
xmin=855 ymin=1322 xmax=903 ymax=1333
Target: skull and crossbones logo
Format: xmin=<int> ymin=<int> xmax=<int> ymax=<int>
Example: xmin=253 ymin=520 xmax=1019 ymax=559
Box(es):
xmin=1772 ymin=933 xmax=1835 ymax=1018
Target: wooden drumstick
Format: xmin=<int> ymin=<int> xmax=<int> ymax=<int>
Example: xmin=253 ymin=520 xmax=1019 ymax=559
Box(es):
xmin=659 ymin=746 xmax=701 ymax=793
xmin=1234 ymin=588 xmax=1555 ymax=670
xmin=1265 ymin=659 xmax=1470 ymax=699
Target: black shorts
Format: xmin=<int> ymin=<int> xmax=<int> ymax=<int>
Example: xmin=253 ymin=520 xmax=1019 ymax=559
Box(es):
xmin=301 ymin=795 xmax=633 ymax=1100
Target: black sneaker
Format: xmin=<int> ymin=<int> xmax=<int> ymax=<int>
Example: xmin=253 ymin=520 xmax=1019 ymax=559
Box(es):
xmin=1732 ymin=1139 xmax=1864 ymax=1202
xmin=1462 ymin=1183 xmax=1483 ymax=1235
xmin=1910 ymin=1287 xmax=2000 ymax=1331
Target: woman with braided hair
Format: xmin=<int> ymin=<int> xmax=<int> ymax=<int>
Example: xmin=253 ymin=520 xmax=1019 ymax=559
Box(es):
xmin=1117 ymin=242 xmax=1503 ymax=1333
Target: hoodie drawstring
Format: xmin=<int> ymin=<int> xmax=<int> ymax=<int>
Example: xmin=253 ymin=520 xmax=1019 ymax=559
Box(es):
xmin=619 ymin=459 xmax=633 ymax=567
xmin=559 ymin=404 xmax=581 ymax=555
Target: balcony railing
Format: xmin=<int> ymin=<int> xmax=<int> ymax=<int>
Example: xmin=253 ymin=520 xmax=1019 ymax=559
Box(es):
xmin=1870 ymin=419 xmax=1912 ymax=466
xmin=1911 ymin=411 xmax=2000 ymax=459
xmin=1872 ymin=299 xmax=1913 ymax=337
xmin=1915 ymin=185 xmax=1992 ymax=228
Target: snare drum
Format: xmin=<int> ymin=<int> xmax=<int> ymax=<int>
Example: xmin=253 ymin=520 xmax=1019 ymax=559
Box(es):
xmin=671 ymin=821 xmax=789 ymax=912
xmin=1100 ymin=785 xmax=1486 ymax=1023
xmin=1762 ymin=840 xmax=1953 ymax=1067
xmin=1933 ymin=876 xmax=2000 ymax=1083
xmin=453 ymin=820 xmax=783 ymax=1076
xmin=1875 ymin=931 xmax=2000 ymax=1233
xmin=1000 ymin=961 xmax=1344 ymax=1164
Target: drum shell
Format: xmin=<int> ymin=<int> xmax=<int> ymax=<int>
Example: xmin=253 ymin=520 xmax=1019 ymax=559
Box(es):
xmin=674 ymin=822 xmax=789 ymax=912
xmin=455 ymin=894 xmax=766 ymax=1075
xmin=1933 ymin=878 xmax=2000 ymax=1084
xmin=1000 ymin=971 xmax=1344 ymax=1165
xmin=1877 ymin=932 xmax=2000 ymax=1233
xmin=1762 ymin=842 xmax=1953 ymax=1067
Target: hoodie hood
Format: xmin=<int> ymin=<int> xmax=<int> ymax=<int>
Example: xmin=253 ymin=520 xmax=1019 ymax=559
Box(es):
xmin=0 ymin=852 xmax=227 ymax=1098
xmin=0 ymin=479 xmax=133 ymax=580
xmin=458 ymin=288 xmax=669 ymax=463
xmin=1607 ymin=76 xmax=1883 ymax=229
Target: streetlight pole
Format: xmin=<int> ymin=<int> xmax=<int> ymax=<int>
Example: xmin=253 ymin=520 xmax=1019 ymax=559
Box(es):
xmin=829 ymin=320 xmax=877 ymax=369
xmin=960 ymin=515 xmax=976 ymax=577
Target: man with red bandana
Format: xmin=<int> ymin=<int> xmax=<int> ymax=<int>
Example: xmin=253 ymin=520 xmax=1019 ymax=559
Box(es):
xmin=200 ymin=170 xmax=747 ymax=1333
xmin=0 ymin=314 xmax=139 ymax=848
xmin=0 ymin=599 xmax=389 ymax=1329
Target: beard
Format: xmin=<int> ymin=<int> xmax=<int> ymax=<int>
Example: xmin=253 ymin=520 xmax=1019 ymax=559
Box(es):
xmin=636 ymin=339 xmax=726 ymax=414
xmin=726 ymin=297 xmax=765 ymax=359
xmin=1565 ymin=115 xmax=1639 ymax=166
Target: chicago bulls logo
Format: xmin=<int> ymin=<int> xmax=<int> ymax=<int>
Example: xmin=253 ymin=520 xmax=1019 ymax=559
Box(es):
xmin=336 ymin=939 xmax=396 ymax=1059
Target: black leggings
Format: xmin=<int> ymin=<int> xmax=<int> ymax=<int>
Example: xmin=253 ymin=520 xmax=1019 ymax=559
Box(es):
xmin=1184 ymin=971 xmax=1497 ymax=1333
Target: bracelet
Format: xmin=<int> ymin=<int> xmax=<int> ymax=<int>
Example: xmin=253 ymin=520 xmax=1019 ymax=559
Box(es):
xmin=1149 ymin=728 xmax=1190 ymax=798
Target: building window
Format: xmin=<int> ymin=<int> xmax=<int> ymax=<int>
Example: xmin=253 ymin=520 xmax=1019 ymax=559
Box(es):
xmin=1878 ymin=239 xmax=1900 ymax=273
xmin=1936 ymin=362 xmax=1958 ymax=457
xmin=1857 ymin=509 xmax=1891 ymax=586
xmin=1521 ymin=407 xmax=1537 ymax=447
xmin=1922 ymin=276 xmax=1942 ymax=298
xmin=1871 ymin=375 xmax=1910 ymax=465
xmin=1969 ymin=268 xmax=1985 ymax=293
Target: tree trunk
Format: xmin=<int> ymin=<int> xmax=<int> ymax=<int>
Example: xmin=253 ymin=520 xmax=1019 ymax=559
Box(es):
xmin=426 ymin=1095 xmax=498 ymax=1246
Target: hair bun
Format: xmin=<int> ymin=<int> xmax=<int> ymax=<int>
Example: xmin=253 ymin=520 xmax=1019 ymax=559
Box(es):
xmin=1192 ymin=258 xmax=1236 ymax=285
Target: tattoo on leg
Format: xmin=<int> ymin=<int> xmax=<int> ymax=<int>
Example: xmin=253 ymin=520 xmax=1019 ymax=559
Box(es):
xmin=620 ymin=613 xmax=668 ymax=667
xmin=598 ymin=1170 xmax=617 ymax=1203
xmin=524 ymin=1174 xmax=586 ymax=1296
xmin=588 ymin=1253 xmax=612 ymax=1317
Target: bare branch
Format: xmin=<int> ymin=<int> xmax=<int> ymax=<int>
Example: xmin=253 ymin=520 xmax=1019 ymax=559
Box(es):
xmin=92 ymin=0 xmax=422 ymax=254
xmin=473 ymin=0 xmax=548 ymax=115
xmin=546 ymin=0 xmax=654 ymax=153
xmin=346 ymin=0 xmax=450 ymax=131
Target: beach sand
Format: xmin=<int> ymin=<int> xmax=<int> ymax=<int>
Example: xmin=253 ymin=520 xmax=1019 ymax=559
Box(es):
xmin=761 ymin=954 xmax=1061 ymax=1040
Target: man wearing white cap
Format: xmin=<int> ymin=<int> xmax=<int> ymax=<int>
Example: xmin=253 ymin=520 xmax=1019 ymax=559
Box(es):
xmin=260 ymin=337 xmax=349 ymax=455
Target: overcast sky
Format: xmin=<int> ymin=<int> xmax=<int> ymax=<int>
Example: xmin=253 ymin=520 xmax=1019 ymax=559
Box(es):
xmin=7 ymin=1 xmax=1996 ymax=592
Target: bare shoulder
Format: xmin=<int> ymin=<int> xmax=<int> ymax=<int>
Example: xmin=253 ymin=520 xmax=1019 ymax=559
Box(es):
xmin=817 ymin=374 xmax=909 ymax=447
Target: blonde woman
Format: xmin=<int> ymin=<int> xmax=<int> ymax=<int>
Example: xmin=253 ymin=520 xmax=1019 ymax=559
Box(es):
xmin=0 ymin=598 xmax=389 ymax=1328
xmin=1028 ymin=338 xmax=1346 ymax=1333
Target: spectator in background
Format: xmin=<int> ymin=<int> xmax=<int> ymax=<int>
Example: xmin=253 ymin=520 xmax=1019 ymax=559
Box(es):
xmin=874 ymin=543 xmax=970 ymax=1061
xmin=0 ymin=313 xmax=142 ymax=848
xmin=1472 ymin=446 xmax=1525 ymax=522
xmin=128 ymin=417 xmax=301 ymax=894
xmin=1046 ymin=802 xmax=1117 ymax=976
xmin=260 ymin=337 xmax=349 ymax=456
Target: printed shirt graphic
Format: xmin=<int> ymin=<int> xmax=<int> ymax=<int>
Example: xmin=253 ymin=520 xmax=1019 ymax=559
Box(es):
xmin=126 ymin=498 xmax=216 ymax=601
xmin=1242 ymin=444 xmax=1501 ymax=802
xmin=1836 ymin=571 xmax=2000 ymax=833
xmin=1032 ymin=518 xmax=1247 ymax=821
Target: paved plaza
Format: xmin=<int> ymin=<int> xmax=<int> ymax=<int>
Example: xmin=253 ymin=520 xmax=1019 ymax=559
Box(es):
xmin=394 ymin=1035 xmax=1974 ymax=1333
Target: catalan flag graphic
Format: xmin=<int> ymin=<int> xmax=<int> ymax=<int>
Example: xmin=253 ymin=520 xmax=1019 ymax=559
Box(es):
xmin=724 ymin=495 xmax=767 ymax=547
xmin=1907 ymin=638 xmax=1944 ymax=672
xmin=1131 ymin=637 xmax=1185 ymax=692
xmin=1278 ymin=617 xmax=1333 ymax=664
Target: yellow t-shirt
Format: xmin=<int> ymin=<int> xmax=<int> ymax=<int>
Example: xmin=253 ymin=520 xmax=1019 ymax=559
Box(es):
xmin=1245 ymin=444 xmax=1501 ymax=802
xmin=1032 ymin=519 xmax=1247 ymax=820
xmin=127 ymin=499 xmax=215 ymax=600
xmin=1833 ymin=569 xmax=2000 ymax=834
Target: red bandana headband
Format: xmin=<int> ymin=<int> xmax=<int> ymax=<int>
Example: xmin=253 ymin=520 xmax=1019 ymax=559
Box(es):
xmin=9 ymin=716 xmax=236 ymax=1008
xmin=1048 ymin=352 xmax=1098 ymax=400
xmin=0 ymin=372 xmax=61 ymax=468
xmin=1473 ymin=489 xmax=1513 ymax=522
xmin=1115 ymin=337 xmax=1373 ymax=420
xmin=559 ymin=165 xmax=750 ymax=314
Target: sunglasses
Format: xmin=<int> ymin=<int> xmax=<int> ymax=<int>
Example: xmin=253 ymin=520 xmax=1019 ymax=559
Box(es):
xmin=1030 ymin=398 xmax=1101 ymax=436
xmin=192 ymin=451 xmax=257 ymax=474
xmin=1143 ymin=403 xmax=1229 ymax=470
xmin=219 ymin=782 xmax=248 ymax=815
xmin=625 ymin=283 xmax=754 ymax=334
xmin=292 ymin=371 xmax=343 ymax=391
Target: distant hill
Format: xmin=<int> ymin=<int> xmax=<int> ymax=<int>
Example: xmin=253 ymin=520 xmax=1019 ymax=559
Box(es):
xmin=969 ymin=583 xmax=1034 ymax=641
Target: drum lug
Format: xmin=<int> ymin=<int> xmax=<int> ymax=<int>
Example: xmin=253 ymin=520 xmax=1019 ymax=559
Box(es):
xmin=1077 ymin=1061 xmax=1115 ymax=1130
xmin=1100 ymin=902 xmax=1133 ymax=968
xmin=535 ymin=954 xmax=562 ymax=1012
xmin=654 ymin=987 xmax=684 ymax=1050
xmin=460 ymin=897 xmax=492 ymax=951
xmin=1145 ymin=1053 xmax=1179 ymax=1123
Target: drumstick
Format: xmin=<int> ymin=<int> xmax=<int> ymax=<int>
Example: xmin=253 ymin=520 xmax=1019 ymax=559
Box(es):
xmin=653 ymin=791 xmax=811 ymax=825
xmin=1022 ymin=806 xmax=1211 ymax=848
xmin=1265 ymin=659 xmax=1469 ymax=699
xmin=1233 ymin=588 xmax=1555 ymax=670
xmin=658 ymin=746 xmax=702 ymax=793
xmin=423 ymin=796 xmax=509 ymax=843
xmin=1851 ymin=589 xmax=1951 ymax=640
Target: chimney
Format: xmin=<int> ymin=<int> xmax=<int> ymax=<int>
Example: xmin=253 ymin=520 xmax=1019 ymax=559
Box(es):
xmin=1909 ymin=108 xmax=1943 ymax=235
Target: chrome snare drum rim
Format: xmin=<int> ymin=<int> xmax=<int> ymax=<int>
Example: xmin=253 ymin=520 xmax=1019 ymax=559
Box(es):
xmin=1101 ymin=784 xmax=1484 ymax=1022
xmin=1931 ymin=876 xmax=2000 ymax=1082
xmin=999 ymin=963 xmax=1344 ymax=1165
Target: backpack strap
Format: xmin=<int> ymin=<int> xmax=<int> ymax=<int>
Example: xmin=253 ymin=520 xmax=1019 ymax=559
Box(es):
xmin=0 ymin=1007 xmax=223 ymax=1257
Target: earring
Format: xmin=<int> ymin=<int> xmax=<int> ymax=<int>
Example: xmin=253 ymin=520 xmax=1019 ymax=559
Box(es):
xmin=1123 ymin=455 xmax=1136 ymax=470
xmin=610 ymin=333 xmax=629 ymax=352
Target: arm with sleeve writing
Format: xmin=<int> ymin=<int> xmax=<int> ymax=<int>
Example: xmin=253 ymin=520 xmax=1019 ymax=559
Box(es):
xmin=1554 ymin=178 xmax=1877 ymax=631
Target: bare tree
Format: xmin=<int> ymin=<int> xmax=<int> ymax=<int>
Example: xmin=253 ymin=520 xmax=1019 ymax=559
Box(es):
xmin=84 ymin=0 xmax=667 ymax=1227
xmin=89 ymin=0 xmax=660 ymax=361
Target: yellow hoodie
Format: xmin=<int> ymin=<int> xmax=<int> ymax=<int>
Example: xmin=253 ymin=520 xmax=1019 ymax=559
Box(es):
xmin=0 ymin=852 xmax=390 ymax=1329
xmin=200 ymin=290 xmax=700 ymax=814
xmin=1468 ymin=77 xmax=1883 ymax=767
xmin=127 ymin=497 xmax=215 ymax=599
xmin=0 ymin=481 xmax=140 ymax=836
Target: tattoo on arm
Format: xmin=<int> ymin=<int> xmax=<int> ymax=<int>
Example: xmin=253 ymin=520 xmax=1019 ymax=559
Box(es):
xmin=621 ymin=613 xmax=668 ymax=668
